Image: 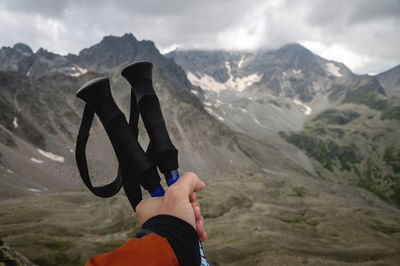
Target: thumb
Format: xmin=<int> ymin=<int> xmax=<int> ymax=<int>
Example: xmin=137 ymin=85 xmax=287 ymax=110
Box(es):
xmin=174 ymin=172 xmax=205 ymax=197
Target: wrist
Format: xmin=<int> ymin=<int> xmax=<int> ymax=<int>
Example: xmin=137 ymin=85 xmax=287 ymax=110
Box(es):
xmin=141 ymin=214 xmax=201 ymax=266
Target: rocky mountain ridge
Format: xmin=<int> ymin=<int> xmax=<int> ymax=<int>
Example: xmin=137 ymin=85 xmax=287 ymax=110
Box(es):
xmin=378 ymin=64 xmax=400 ymax=98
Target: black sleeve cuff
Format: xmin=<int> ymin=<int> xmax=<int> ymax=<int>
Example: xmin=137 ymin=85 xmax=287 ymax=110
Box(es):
xmin=141 ymin=214 xmax=200 ymax=266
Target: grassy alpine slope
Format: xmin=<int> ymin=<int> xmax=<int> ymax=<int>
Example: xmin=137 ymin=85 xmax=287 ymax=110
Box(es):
xmin=0 ymin=171 xmax=400 ymax=265
xmin=280 ymin=93 xmax=400 ymax=206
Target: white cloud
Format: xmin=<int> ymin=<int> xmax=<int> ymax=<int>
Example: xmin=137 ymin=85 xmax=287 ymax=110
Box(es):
xmin=300 ymin=40 xmax=399 ymax=74
xmin=0 ymin=0 xmax=398 ymax=73
xmin=300 ymin=41 xmax=369 ymax=71
xmin=159 ymin=43 xmax=183 ymax=54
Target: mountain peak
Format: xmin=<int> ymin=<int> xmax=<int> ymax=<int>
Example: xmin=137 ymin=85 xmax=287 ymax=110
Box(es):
xmin=101 ymin=33 xmax=138 ymax=45
xmin=122 ymin=32 xmax=138 ymax=42
xmin=36 ymin=48 xmax=57 ymax=56
xmin=380 ymin=64 xmax=400 ymax=75
xmin=79 ymin=33 xmax=143 ymax=56
xmin=278 ymin=43 xmax=313 ymax=56
xmin=79 ymin=33 xmax=140 ymax=56
xmin=377 ymin=63 xmax=400 ymax=97
xmin=76 ymin=33 xmax=163 ymax=72
xmin=272 ymin=42 xmax=325 ymax=76
xmin=13 ymin=43 xmax=33 ymax=55
xmin=34 ymin=48 xmax=62 ymax=62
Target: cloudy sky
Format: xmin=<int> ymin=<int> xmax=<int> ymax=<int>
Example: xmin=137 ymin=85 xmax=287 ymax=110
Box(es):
xmin=0 ymin=0 xmax=399 ymax=74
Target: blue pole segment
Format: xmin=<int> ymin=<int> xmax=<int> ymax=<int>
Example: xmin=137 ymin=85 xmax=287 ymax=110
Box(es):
xmin=150 ymin=186 xmax=165 ymax=197
xmin=199 ymin=241 xmax=210 ymax=266
xmin=165 ymin=170 xmax=180 ymax=186
xmin=150 ymin=170 xmax=179 ymax=198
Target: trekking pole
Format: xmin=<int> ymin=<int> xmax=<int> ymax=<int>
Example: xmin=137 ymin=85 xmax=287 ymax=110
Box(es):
xmin=122 ymin=62 xmax=210 ymax=265
xmin=122 ymin=62 xmax=180 ymax=187
xmin=75 ymin=77 xmax=165 ymax=210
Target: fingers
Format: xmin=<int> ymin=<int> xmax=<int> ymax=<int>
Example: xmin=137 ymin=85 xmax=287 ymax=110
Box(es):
xmin=163 ymin=172 xmax=205 ymax=207
xmin=159 ymin=172 xmax=206 ymax=230
xmin=191 ymin=202 xmax=207 ymax=242
xmin=196 ymin=217 xmax=207 ymax=242
xmin=196 ymin=218 xmax=204 ymax=235
xmin=174 ymin=172 xmax=206 ymax=197
xmin=199 ymin=231 xmax=207 ymax=242
xmin=189 ymin=192 xmax=196 ymax=202
xmin=191 ymin=202 xmax=201 ymax=219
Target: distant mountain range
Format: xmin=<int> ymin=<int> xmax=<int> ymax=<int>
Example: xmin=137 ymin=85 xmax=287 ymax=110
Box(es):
xmin=1 ymin=33 xmax=399 ymax=205
xmin=167 ymin=46 xmax=400 ymax=205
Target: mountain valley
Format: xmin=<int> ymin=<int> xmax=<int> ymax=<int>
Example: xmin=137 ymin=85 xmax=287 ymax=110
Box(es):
xmin=0 ymin=34 xmax=399 ymax=265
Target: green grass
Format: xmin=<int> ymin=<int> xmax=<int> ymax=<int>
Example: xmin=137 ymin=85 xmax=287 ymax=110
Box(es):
xmin=281 ymin=93 xmax=400 ymax=207
xmin=381 ymin=106 xmax=400 ymax=120
xmin=281 ymin=132 xmax=361 ymax=172
xmin=42 ymin=240 xmax=72 ymax=251
xmin=0 ymin=191 xmax=138 ymax=266
xmin=1 ymin=171 xmax=400 ymax=266
xmin=383 ymin=147 xmax=400 ymax=173
xmin=373 ymin=221 xmax=400 ymax=235
xmin=312 ymin=109 xmax=360 ymax=125
xmin=358 ymin=162 xmax=388 ymax=201
xmin=292 ymin=186 xmax=307 ymax=197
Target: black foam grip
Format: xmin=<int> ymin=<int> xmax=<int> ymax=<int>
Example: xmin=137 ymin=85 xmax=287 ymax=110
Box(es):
xmin=75 ymin=77 xmax=162 ymax=209
xmin=128 ymin=86 xmax=140 ymax=138
xmin=122 ymin=62 xmax=179 ymax=173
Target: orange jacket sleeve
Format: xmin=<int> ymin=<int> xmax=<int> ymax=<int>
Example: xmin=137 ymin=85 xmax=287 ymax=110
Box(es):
xmin=86 ymin=233 xmax=179 ymax=266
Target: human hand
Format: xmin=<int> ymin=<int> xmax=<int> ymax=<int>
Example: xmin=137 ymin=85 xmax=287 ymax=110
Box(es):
xmin=136 ymin=172 xmax=207 ymax=242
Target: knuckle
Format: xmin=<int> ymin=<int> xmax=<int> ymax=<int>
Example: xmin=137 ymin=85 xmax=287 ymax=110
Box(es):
xmin=165 ymin=185 xmax=181 ymax=198
xmin=184 ymin=171 xmax=198 ymax=179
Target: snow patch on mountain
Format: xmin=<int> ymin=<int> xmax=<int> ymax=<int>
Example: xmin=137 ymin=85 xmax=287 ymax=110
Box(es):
xmin=293 ymin=99 xmax=312 ymax=115
xmin=187 ymin=72 xmax=225 ymax=92
xmin=13 ymin=117 xmax=18 ymax=128
xmin=225 ymin=61 xmax=231 ymax=74
xmin=293 ymin=69 xmax=302 ymax=75
xmin=253 ymin=118 xmax=261 ymax=125
xmin=237 ymin=57 xmax=244 ymax=68
xmin=326 ymin=62 xmax=343 ymax=77
xmin=30 ymin=158 xmax=44 ymax=164
xmin=38 ymin=149 xmax=64 ymax=163
xmin=187 ymin=67 xmax=262 ymax=93
xmin=28 ymin=188 xmax=41 ymax=192
xmin=205 ymin=107 xmax=224 ymax=121
xmin=69 ymin=65 xmax=88 ymax=77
